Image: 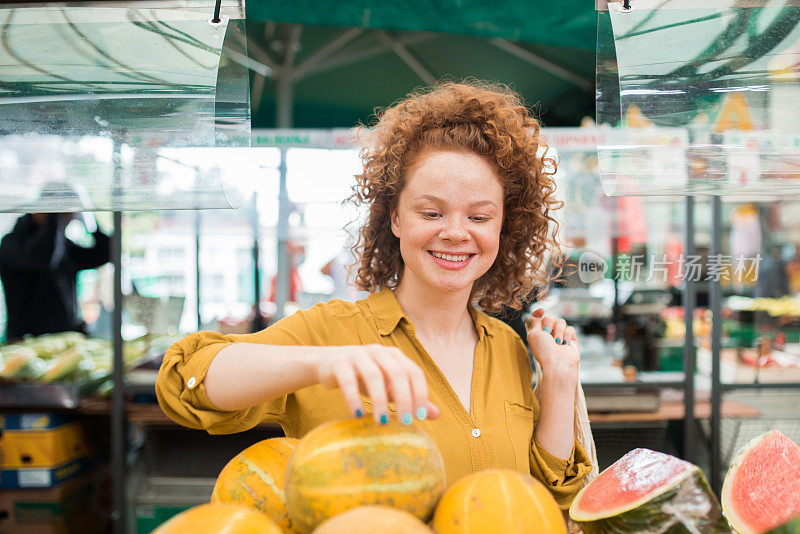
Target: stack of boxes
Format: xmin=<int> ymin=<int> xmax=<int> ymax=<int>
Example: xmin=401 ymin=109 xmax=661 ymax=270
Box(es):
xmin=0 ymin=413 xmax=110 ymax=534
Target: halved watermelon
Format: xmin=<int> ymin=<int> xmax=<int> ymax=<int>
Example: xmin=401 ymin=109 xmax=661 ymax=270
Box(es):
xmin=722 ymin=431 xmax=800 ymax=534
xmin=569 ymin=448 xmax=730 ymax=533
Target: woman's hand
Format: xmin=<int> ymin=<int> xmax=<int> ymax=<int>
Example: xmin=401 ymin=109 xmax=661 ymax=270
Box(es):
xmin=314 ymin=344 xmax=440 ymax=425
xmin=525 ymin=308 xmax=580 ymax=381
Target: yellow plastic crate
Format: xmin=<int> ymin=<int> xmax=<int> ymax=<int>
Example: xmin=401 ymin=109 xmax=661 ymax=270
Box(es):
xmin=0 ymin=423 xmax=90 ymax=469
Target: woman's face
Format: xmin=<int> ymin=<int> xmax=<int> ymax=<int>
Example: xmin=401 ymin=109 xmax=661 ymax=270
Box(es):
xmin=391 ymin=150 xmax=504 ymax=296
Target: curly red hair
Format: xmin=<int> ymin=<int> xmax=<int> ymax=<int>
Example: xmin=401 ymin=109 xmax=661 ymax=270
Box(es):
xmin=349 ymin=80 xmax=563 ymax=313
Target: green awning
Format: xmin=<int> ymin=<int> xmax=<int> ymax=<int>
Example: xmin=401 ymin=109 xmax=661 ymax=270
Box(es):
xmin=246 ymin=0 xmax=598 ymax=50
xmin=241 ymin=1 xmax=598 ymax=128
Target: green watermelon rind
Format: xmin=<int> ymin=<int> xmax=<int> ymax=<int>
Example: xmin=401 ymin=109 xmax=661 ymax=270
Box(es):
xmin=722 ymin=431 xmax=800 ymax=534
xmin=571 ymin=468 xmax=731 ymax=534
xmin=768 ymin=517 xmax=800 ymax=534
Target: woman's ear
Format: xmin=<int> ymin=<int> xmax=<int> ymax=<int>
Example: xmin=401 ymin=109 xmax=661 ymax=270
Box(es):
xmin=390 ymin=208 xmax=400 ymax=238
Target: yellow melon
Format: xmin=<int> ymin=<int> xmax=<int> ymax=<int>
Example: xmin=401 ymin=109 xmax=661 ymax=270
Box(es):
xmin=312 ymin=505 xmax=434 ymax=534
xmin=152 ymin=503 xmax=282 ymax=534
xmin=432 ymin=469 xmax=566 ymax=534
xmin=211 ymin=437 xmax=300 ymax=533
xmin=286 ymin=418 xmax=446 ymax=533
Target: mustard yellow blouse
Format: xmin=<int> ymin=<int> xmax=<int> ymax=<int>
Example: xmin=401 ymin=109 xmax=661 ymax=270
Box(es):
xmin=156 ymin=288 xmax=592 ymax=509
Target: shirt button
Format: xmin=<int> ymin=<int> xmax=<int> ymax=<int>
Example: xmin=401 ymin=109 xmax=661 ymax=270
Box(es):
xmin=186 ymin=377 xmax=197 ymax=389
xmin=471 ymin=428 xmax=481 ymax=438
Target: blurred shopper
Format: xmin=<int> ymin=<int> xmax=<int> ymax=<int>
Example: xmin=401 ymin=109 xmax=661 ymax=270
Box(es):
xmin=756 ymin=245 xmax=789 ymax=298
xmin=0 ymin=212 xmax=110 ymax=341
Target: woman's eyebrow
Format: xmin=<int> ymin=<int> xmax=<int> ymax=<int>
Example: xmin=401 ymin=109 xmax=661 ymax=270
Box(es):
xmin=415 ymin=195 xmax=499 ymax=209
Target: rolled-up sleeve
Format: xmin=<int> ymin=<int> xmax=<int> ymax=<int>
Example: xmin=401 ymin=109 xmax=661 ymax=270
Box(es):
xmin=530 ymin=437 xmax=593 ymax=510
xmin=155 ymin=303 xmax=330 ymax=435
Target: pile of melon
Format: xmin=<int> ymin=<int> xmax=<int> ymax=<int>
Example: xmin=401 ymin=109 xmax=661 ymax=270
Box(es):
xmin=151 ymin=420 xmax=800 ymax=534
xmin=153 ymin=417 xmax=567 ymax=533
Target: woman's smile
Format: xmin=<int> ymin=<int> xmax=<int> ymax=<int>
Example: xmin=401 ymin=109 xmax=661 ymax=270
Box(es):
xmin=428 ymin=251 xmax=476 ymax=270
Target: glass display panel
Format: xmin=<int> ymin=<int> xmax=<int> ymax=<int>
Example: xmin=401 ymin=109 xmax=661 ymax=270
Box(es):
xmin=597 ymin=0 xmax=800 ymax=196
xmin=0 ymin=1 xmax=249 ymax=212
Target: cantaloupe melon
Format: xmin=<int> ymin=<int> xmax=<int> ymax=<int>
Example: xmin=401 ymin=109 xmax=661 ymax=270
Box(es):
xmin=151 ymin=502 xmax=282 ymax=534
xmin=432 ymin=469 xmax=566 ymax=534
xmin=312 ymin=505 xmax=433 ymax=534
xmin=212 ymin=437 xmax=300 ymax=533
xmin=285 ymin=418 xmax=445 ymax=533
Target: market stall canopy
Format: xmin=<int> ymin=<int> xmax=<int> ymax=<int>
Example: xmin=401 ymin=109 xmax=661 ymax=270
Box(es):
xmin=596 ymin=0 xmax=800 ymax=197
xmin=239 ymin=0 xmax=597 ymax=128
xmin=0 ymin=0 xmax=250 ymax=212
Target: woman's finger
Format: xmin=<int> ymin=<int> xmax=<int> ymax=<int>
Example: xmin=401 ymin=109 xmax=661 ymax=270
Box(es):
xmin=424 ymin=399 xmax=441 ymax=419
xmin=333 ymin=363 xmax=365 ymax=417
xmin=562 ymin=325 xmax=577 ymax=346
xmin=540 ymin=314 xmax=555 ymax=336
xmin=552 ymin=318 xmax=567 ymax=345
xmin=353 ymin=356 xmax=390 ymax=425
xmin=526 ymin=308 xmax=545 ymax=332
xmin=398 ymin=354 xmax=432 ymax=422
xmin=372 ymin=347 xmax=414 ymax=425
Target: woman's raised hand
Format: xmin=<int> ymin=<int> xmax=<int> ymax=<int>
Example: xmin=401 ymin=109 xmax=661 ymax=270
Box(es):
xmin=525 ymin=308 xmax=581 ymax=378
xmin=314 ymin=344 xmax=440 ymax=425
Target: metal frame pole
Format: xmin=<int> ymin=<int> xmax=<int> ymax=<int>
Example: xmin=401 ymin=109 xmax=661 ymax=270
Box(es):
xmin=273 ymin=26 xmax=299 ymax=323
xmin=111 ymin=211 xmax=125 ymax=533
xmin=195 ymin=210 xmax=201 ymax=330
xmin=710 ymin=195 xmax=723 ymax=493
xmin=683 ymin=196 xmax=697 ymax=462
xmin=111 ymin=134 xmax=127 ymax=534
xmin=252 ymin=192 xmax=265 ymax=332
xmin=275 ymin=147 xmax=290 ymax=322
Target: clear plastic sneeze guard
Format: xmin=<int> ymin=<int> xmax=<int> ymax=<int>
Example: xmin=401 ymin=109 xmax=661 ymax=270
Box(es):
xmin=596 ymin=0 xmax=800 ymax=197
xmin=0 ymin=1 xmax=249 ymax=212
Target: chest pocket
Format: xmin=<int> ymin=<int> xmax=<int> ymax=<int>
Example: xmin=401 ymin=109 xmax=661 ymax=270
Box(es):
xmin=505 ymin=400 xmax=534 ymax=473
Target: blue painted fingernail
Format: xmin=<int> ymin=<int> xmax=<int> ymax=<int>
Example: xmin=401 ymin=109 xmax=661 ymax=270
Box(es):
xmin=417 ymin=407 xmax=427 ymax=420
xmin=380 ymin=414 xmax=389 ymax=425
xmin=555 ymin=338 xmax=561 ymax=344
xmin=355 ymin=409 xmax=363 ymax=418
xmin=562 ymin=339 xmax=567 ymax=345
xmin=402 ymin=412 xmax=412 ymax=425
xmin=543 ymin=326 xmax=551 ymax=332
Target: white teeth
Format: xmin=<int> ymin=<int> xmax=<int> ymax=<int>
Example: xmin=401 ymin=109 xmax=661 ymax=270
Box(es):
xmin=431 ymin=251 xmax=470 ymax=262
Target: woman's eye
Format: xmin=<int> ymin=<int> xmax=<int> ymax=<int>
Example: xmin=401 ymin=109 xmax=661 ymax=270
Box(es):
xmin=471 ymin=216 xmax=490 ymax=223
xmin=421 ymin=212 xmax=440 ymax=219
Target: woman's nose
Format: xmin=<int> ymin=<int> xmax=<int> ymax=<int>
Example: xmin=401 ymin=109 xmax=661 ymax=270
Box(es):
xmin=439 ymin=218 xmax=469 ymax=242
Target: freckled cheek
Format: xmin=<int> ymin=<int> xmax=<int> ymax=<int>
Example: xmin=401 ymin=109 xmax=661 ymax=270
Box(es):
xmin=410 ymin=224 xmax=444 ymax=249
xmin=476 ymin=228 xmax=501 ymax=256
xmin=399 ymin=225 xmax=439 ymax=257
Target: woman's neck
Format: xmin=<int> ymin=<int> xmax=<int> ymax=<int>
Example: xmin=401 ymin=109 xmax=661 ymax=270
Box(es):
xmin=393 ymin=278 xmax=475 ymax=344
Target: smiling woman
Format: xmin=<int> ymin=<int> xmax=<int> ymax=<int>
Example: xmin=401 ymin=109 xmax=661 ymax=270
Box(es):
xmin=156 ymin=80 xmax=594 ymax=512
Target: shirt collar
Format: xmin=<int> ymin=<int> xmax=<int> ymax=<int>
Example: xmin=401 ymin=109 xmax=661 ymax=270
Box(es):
xmin=366 ymin=287 xmax=494 ymax=338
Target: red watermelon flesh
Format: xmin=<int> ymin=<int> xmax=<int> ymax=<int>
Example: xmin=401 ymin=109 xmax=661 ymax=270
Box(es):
xmin=722 ymin=431 xmax=800 ymax=534
xmin=573 ymin=448 xmax=694 ymax=517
